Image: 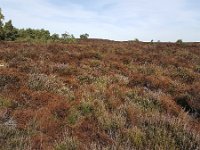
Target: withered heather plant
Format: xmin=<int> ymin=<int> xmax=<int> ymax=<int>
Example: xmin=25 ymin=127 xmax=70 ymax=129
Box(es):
xmin=0 ymin=41 xmax=200 ymax=149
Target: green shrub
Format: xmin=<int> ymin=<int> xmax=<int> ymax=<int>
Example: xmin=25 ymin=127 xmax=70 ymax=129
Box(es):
xmin=51 ymin=33 xmax=60 ymax=41
xmin=194 ymin=65 xmax=200 ymax=73
xmin=79 ymin=102 xmax=93 ymax=116
xmin=176 ymin=39 xmax=183 ymax=44
xmin=122 ymin=127 xmax=145 ymax=148
xmin=80 ymin=33 xmax=89 ymax=39
xmin=67 ymin=109 xmax=80 ymax=125
xmin=134 ymin=38 xmax=140 ymax=42
xmin=61 ymin=32 xmax=77 ymax=43
xmin=4 ymin=20 xmax=18 ymax=41
xmin=0 ymin=8 xmax=5 ymax=40
xmin=0 ymin=96 xmax=12 ymax=108
xmin=126 ymin=91 xmax=163 ymax=112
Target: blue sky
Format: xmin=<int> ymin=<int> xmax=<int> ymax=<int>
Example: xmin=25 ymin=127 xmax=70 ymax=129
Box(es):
xmin=0 ymin=0 xmax=200 ymax=41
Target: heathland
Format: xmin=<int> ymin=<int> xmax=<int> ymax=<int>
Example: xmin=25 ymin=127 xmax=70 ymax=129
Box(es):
xmin=0 ymin=40 xmax=200 ymax=149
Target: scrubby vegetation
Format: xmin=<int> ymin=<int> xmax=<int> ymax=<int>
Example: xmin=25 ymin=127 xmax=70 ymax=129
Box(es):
xmin=80 ymin=33 xmax=89 ymax=40
xmin=0 ymin=40 xmax=200 ymax=149
xmin=0 ymin=7 xmax=200 ymax=150
xmin=0 ymin=9 xmax=89 ymax=43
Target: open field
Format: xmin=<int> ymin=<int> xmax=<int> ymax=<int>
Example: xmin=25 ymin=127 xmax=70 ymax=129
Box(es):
xmin=0 ymin=40 xmax=200 ymax=149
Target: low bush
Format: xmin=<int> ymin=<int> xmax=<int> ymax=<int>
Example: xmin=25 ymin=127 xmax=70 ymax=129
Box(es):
xmin=172 ymin=67 xmax=195 ymax=83
xmin=176 ymin=39 xmax=183 ymax=44
xmin=27 ymin=74 xmax=62 ymax=92
xmin=0 ymin=96 xmax=12 ymax=108
xmin=0 ymin=74 xmax=20 ymax=89
xmin=126 ymin=91 xmax=163 ymax=112
xmin=0 ymin=125 xmax=30 ymax=149
xmin=53 ymin=64 xmax=78 ymax=76
xmin=79 ymin=101 xmax=93 ymax=116
xmin=67 ymin=108 xmax=80 ymax=125
xmin=55 ymin=132 xmax=80 ymax=150
xmin=194 ymin=65 xmax=200 ymax=73
xmin=80 ymin=33 xmax=89 ymax=39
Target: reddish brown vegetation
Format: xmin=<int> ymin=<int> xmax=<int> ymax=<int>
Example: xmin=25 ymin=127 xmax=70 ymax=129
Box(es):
xmin=0 ymin=40 xmax=200 ymax=149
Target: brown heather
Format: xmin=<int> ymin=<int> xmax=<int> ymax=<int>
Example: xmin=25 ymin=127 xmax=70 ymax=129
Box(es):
xmin=0 ymin=40 xmax=200 ymax=149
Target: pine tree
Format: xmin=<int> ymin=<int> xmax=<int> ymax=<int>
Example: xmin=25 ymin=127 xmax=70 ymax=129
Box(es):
xmin=80 ymin=33 xmax=89 ymax=39
xmin=4 ymin=20 xmax=17 ymax=41
xmin=0 ymin=8 xmax=5 ymax=40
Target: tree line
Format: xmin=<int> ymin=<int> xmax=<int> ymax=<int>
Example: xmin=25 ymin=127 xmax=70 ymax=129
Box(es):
xmin=0 ymin=8 xmax=89 ymax=42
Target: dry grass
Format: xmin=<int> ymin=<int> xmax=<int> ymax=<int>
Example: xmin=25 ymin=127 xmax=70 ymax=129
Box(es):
xmin=0 ymin=41 xmax=200 ymax=149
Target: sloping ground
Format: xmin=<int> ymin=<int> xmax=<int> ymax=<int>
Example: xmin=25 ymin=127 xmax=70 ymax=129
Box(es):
xmin=0 ymin=41 xmax=200 ymax=149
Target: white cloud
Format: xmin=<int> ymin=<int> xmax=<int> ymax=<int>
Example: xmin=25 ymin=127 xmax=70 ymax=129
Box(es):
xmin=0 ymin=0 xmax=200 ymax=41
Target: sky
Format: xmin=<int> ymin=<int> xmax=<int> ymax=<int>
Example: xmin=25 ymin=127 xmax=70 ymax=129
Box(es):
xmin=0 ymin=0 xmax=200 ymax=41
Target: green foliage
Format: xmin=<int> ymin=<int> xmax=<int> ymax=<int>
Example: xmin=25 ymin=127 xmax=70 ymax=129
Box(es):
xmin=0 ymin=8 xmax=5 ymax=40
xmin=194 ymin=65 xmax=200 ymax=73
xmin=61 ymin=32 xmax=77 ymax=43
xmin=134 ymin=38 xmax=140 ymax=42
xmin=0 ymin=8 xmax=4 ymax=26
xmin=17 ymin=28 xmax=51 ymax=42
xmin=176 ymin=39 xmax=183 ymax=44
xmin=0 ymin=96 xmax=12 ymax=108
xmin=80 ymin=33 xmax=89 ymax=39
xmin=4 ymin=20 xmax=18 ymax=41
xmin=79 ymin=102 xmax=93 ymax=115
xmin=122 ymin=127 xmax=145 ymax=148
xmin=126 ymin=91 xmax=163 ymax=112
xmin=67 ymin=109 xmax=80 ymax=125
xmin=0 ymin=27 xmax=4 ymax=40
xmin=61 ymin=32 xmax=70 ymax=39
xmin=51 ymin=33 xmax=60 ymax=41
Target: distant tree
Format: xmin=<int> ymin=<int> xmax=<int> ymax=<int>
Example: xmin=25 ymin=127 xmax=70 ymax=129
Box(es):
xmin=70 ymin=34 xmax=77 ymax=43
xmin=0 ymin=8 xmax=3 ymax=26
xmin=61 ymin=32 xmax=76 ymax=43
xmin=134 ymin=38 xmax=140 ymax=42
xmin=39 ymin=29 xmax=51 ymax=41
xmin=176 ymin=39 xmax=183 ymax=44
xmin=17 ymin=28 xmax=35 ymax=41
xmin=80 ymin=33 xmax=89 ymax=39
xmin=62 ymin=32 xmax=70 ymax=39
xmin=70 ymin=34 xmax=75 ymax=39
xmin=0 ymin=8 xmax=78 ymax=43
xmin=4 ymin=20 xmax=18 ymax=41
xmin=0 ymin=8 xmax=5 ymax=40
xmin=66 ymin=34 xmax=76 ymax=43
xmin=16 ymin=28 xmax=29 ymax=41
xmin=16 ymin=28 xmax=51 ymax=42
xmin=51 ymin=33 xmax=60 ymax=41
